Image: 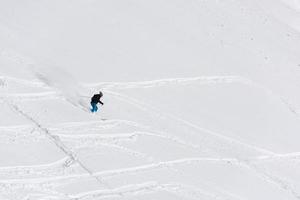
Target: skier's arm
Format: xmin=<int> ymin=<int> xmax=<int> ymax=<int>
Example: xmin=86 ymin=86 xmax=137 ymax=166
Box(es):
xmin=99 ymin=100 xmax=104 ymax=105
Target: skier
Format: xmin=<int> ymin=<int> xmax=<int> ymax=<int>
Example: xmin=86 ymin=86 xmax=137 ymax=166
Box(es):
xmin=90 ymin=91 xmax=104 ymax=113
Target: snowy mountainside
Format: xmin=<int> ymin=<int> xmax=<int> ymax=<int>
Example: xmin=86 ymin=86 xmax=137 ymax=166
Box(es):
xmin=0 ymin=0 xmax=300 ymax=199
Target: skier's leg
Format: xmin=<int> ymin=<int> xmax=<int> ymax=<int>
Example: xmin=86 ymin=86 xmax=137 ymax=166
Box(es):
xmin=90 ymin=103 xmax=94 ymax=112
xmin=91 ymin=103 xmax=96 ymax=112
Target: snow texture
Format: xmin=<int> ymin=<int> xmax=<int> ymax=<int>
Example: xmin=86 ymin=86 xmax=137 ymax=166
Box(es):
xmin=0 ymin=0 xmax=300 ymax=199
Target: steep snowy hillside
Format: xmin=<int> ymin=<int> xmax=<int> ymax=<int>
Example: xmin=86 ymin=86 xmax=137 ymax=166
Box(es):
xmin=0 ymin=0 xmax=300 ymax=200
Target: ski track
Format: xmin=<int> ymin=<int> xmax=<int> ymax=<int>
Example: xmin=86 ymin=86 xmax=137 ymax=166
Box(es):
xmin=0 ymin=76 xmax=47 ymax=88
xmin=162 ymin=183 xmax=247 ymax=200
xmin=105 ymin=90 xmax=275 ymax=156
xmin=66 ymin=182 xmax=247 ymax=200
xmin=1 ymin=47 xmax=300 ymax=117
xmin=0 ymin=119 xmax=148 ymax=132
xmin=0 ymin=157 xmax=291 ymax=186
xmin=249 ymin=163 xmax=300 ymax=200
xmin=0 ymin=157 xmax=80 ymax=178
xmin=0 ymin=120 xmax=149 ymax=144
xmin=1 ymin=99 xmax=110 ymax=189
xmin=0 ymin=157 xmax=260 ymax=187
xmin=1 ymin=90 xmax=300 ymax=199
xmin=1 ymin=50 xmax=300 ymax=198
xmin=0 ymin=127 xmax=206 ymax=155
xmin=0 ymin=158 xmax=246 ymax=200
xmin=4 ymin=119 xmax=300 ymax=162
xmin=102 ymin=90 xmax=300 ymax=199
xmin=0 ymin=91 xmax=60 ymax=101
xmin=1 ymin=101 xmax=300 ymax=200
xmin=0 ymin=157 xmax=294 ymax=200
xmin=84 ymin=75 xmax=253 ymax=89
xmin=0 ymin=120 xmax=120 ymax=133
xmin=2 ymin=72 xmax=299 ymax=117
xmin=1 ymin=125 xmax=300 ymax=199
xmin=19 ymin=181 xmax=244 ymax=200
xmin=87 ymin=76 xmax=300 ymax=118
xmin=0 ymin=147 xmax=299 ymax=181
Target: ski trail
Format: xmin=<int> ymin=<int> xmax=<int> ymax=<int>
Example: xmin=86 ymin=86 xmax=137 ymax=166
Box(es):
xmin=0 ymin=118 xmax=147 ymax=132
xmin=3 ymin=99 xmax=108 ymax=188
xmin=253 ymin=152 xmax=300 ymax=162
xmin=0 ymin=76 xmax=47 ymax=88
xmin=52 ymin=119 xmax=147 ymax=130
xmin=59 ymin=133 xmax=153 ymax=161
xmin=3 ymin=68 xmax=300 ymax=119
xmin=60 ymin=133 xmax=153 ymax=162
xmin=57 ymin=131 xmax=206 ymax=153
xmin=0 ymin=49 xmax=92 ymax=112
xmin=0 ymin=157 xmax=80 ymax=178
xmin=1 ymin=118 xmax=296 ymax=163
xmin=2 ymin=47 xmax=300 ymax=118
xmin=68 ymin=182 xmax=245 ymax=200
xmin=19 ymin=182 xmax=246 ymax=200
xmin=0 ymin=156 xmax=295 ymax=200
xmin=0 ymin=96 xmax=298 ymax=160
xmin=0 ymin=91 xmax=60 ymax=101
xmin=0 ymin=128 xmax=200 ymax=164
xmin=104 ymin=90 xmax=300 ymax=199
xmin=2 ymin=50 xmax=300 ymax=198
xmin=0 ymin=157 xmax=272 ymax=184
xmin=0 ymin=156 xmax=256 ymax=200
xmin=0 ymin=180 xmax=70 ymax=200
xmin=89 ymin=142 xmax=153 ymax=161
xmin=105 ymin=90 xmax=275 ymax=157
xmin=3 ymin=65 xmax=300 ymax=119
xmin=249 ymin=162 xmax=300 ymax=200
xmin=29 ymin=64 xmax=93 ymax=113
xmin=1 ymin=158 xmax=247 ymax=200
xmin=0 ymin=119 xmax=150 ymax=147
xmin=162 ymin=183 xmax=246 ymax=200
xmin=85 ymin=75 xmax=252 ymax=89
xmin=91 ymin=75 xmax=296 ymax=119
xmin=0 ymin=120 xmax=145 ymax=135
xmin=57 ymin=132 xmax=138 ymax=142
xmin=88 ymin=75 xmax=300 ymax=118
xmin=1 ymin=127 xmax=298 ymax=180
xmin=0 ymin=156 xmax=298 ymax=199
xmin=69 ymin=182 xmax=159 ymax=199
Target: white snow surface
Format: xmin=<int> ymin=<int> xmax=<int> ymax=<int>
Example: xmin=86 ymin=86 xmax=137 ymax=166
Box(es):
xmin=0 ymin=0 xmax=300 ymax=199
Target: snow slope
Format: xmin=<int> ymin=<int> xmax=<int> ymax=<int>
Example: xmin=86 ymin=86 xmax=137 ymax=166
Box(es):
xmin=0 ymin=0 xmax=300 ymax=199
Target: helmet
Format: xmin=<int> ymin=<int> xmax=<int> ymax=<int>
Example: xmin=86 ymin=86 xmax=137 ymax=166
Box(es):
xmin=99 ymin=91 xmax=103 ymax=97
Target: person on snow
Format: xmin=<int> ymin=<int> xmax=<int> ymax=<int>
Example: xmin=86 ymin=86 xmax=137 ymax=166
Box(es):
xmin=90 ymin=91 xmax=104 ymax=113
